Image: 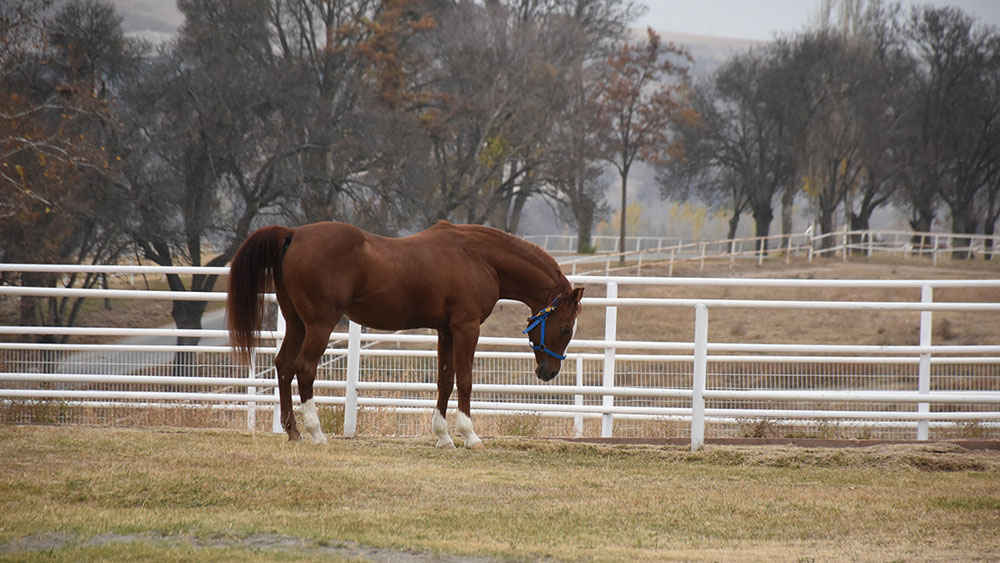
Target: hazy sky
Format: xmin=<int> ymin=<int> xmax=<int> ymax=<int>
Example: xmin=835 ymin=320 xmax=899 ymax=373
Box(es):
xmin=638 ymin=0 xmax=1000 ymax=41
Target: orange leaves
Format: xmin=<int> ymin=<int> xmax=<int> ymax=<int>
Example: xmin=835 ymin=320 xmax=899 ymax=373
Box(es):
xmin=354 ymin=0 xmax=435 ymax=109
xmin=593 ymin=28 xmax=696 ymax=165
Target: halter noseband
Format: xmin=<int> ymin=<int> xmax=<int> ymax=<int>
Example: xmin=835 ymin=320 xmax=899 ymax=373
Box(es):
xmin=523 ymin=296 xmax=567 ymax=361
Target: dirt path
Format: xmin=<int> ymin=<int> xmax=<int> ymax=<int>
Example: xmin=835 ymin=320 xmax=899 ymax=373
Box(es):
xmin=0 ymin=530 xmax=494 ymax=561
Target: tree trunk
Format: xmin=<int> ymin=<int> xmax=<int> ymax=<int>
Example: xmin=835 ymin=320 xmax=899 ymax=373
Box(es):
xmin=909 ymin=213 xmax=934 ymax=257
xmin=726 ymin=211 xmax=740 ymax=240
xmin=985 ymin=218 xmax=996 ymax=260
xmin=819 ymin=209 xmax=836 ymax=251
xmin=781 ymin=185 xmax=796 ymax=236
xmin=575 ymin=199 xmax=596 ymax=254
xmin=18 ymin=272 xmax=59 ymax=345
xmin=950 ymin=212 xmax=978 ymax=260
xmin=171 ymin=300 xmax=207 ymax=378
xmin=619 ymin=168 xmax=628 ymax=266
xmin=850 ymin=209 xmax=873 ymax=256
xmin=752 ymin=208 xmax=773 ymax=255
xmin=507 ymin=188 xmax=530 ymax=234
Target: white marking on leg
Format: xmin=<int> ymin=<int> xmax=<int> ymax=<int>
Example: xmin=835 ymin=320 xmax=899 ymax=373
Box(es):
xmin=432 ymin=409 xmax=455 ymax=449
xmin=302 ymin=399 xmax=327 ymax=444
xmin=455 ymin=411 xmax=483 ymax=450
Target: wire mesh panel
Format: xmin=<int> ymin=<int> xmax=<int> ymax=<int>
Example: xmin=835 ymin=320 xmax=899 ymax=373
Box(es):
xmin=0 ymin=347 xmax=263 ymax=428
xmin=612 ymin=357 xmax=692 ymax=438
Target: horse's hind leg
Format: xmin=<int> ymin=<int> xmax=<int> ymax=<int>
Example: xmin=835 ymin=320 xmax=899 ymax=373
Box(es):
xmin=295 ymin=323 xmax=334 ymax=444
xmin=433 ymin=331 xmax=456 ymax=449
xmin=275 ymin=307 xmax=305 ymax=441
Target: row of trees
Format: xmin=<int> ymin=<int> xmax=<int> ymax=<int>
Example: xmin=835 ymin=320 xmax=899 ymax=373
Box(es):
xmin=2 ymin=0 xmax=693 ymax=338
xmin=660 ymin=1 xmax=1000 ymax=254
xmin=3 ymin=0 xmax=998 ymax=341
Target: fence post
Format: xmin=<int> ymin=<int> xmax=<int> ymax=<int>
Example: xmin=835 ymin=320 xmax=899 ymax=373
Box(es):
xmin=918 ymin=285 xmax=932 ymax=441
xmin=575 ymin=354 xmax=584 ymax=437
xmin=691 ymin=303 xmax=708 ymax=452
xmin=344 ymin=321 xmax=361 ymax=437
xmin=601 ymin=282 xmax=618 ymax=438
xmin=669 ymin=248 xmax=675 ymax=277
xmin=808 ymin=230 xmax=814 ymax=262
xmin=273 ymin=310 xmax=286 ymax=433
xmin=842 ymin=228 xmax=848 ymax=262
xmin=247 ymin=352 xmax=257 ymax=432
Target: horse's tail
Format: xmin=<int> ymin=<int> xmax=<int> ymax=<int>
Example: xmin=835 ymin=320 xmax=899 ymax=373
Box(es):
xmin=227 ymin=225 xmax=293 ymax=364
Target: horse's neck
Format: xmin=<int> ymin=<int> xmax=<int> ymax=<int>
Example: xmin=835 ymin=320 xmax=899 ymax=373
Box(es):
xmin=491 ymin=245 xmax=568 ymax=312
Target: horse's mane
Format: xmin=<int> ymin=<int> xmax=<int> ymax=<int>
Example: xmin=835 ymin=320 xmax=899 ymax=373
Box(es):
xmin=433 ymin=221 xmax=571 ymax=300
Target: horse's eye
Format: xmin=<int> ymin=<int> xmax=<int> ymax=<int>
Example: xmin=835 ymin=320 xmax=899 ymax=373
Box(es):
xmin=560 ymin=327 xmax=571 ymax=335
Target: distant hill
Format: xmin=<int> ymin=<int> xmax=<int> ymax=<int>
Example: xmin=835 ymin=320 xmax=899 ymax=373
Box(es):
xmin=111 ymin=0 xmax=181 ymax=43
xmin=111 ymin=0 xmax=760 ymax=70
xmin=654 ymin=30 xmax=760 ymax=77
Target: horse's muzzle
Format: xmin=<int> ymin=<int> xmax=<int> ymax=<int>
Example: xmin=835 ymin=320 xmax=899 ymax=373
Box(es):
xmin=536 ymin=365 xmax=559 ymax=381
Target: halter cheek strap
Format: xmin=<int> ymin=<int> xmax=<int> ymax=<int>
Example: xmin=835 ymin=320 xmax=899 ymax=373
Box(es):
xmin=523 ymin=296 xmax=567 ymax=361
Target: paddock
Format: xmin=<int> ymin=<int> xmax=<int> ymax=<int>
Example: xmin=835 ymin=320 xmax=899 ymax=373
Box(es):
xmin=2 ymin=258 xmax=1000 ymax=559
xmin=1 ymin=424 xmax=999 ymax=560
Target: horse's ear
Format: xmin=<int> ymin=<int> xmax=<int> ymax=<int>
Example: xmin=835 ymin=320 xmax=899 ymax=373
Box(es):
xmin=569 ymin=287 xmax=584 ymax=304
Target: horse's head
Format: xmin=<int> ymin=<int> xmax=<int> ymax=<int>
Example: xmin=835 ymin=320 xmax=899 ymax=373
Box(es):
xmin=524 ymin=287 xmax=584 ymax=381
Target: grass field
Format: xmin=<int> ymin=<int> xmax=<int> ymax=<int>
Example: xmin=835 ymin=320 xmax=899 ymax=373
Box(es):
xmin=2 ymin=425 xmax=999 ymax=561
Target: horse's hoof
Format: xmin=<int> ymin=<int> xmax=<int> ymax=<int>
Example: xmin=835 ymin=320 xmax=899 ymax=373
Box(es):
xmin=311 ymin=434 xmax=328 ymax=445
xmin=287 ymin=432 xmax=302 ymax=441
xmin=466 ymin=439 xmax=484 ymax=450
xmin=436 ymin=438 xmax=456 ymax=449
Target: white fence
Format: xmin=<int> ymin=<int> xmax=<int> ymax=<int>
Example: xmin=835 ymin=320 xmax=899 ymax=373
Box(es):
xmin=2 ymin=263 xmax=1000 ymax=450
xmin=527 ymin=229 xmax=999 ymax=275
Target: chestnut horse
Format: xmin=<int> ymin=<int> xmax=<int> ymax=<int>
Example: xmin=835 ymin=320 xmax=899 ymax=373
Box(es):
xmin=227 ymin=221 xmax=583 ymax=448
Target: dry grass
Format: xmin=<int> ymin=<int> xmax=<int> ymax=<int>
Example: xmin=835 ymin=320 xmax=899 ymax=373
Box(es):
xmin=1 ymin=425 xmax=998 ymax=561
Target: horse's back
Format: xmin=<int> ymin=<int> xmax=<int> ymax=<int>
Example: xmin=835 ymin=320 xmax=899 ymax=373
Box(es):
xmin=279 ymin=221 xmax=500 ymax=330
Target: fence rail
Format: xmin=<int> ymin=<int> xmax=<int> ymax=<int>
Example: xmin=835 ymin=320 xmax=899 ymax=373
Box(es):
xmin=525 ymin=229 xmax=999 ymax=275
xmin=2 ymin=264 xmax=1000 ymax=449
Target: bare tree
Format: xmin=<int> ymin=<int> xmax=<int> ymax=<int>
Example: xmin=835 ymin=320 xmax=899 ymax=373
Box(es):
xmin=415 ymin=1 xmax=579 ymax=229
xmin=536 ymin=0 xmax=643 ymax=251
xmin=118 ymin=0 xmax=302 ymax=369
xmin=593 ymin=28 xmax=693 ymax=263
xmin=659 ymin=49 xmax=794 ymax=253
xmin=1 ymin=0 xmax=140 ymax=341
xmin=905 ymin=6 xmax=1000 ymax=257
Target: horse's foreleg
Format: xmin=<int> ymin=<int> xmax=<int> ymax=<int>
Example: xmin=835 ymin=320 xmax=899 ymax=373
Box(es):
xmin=433 ymin=331 xmax=456 ymax=449
xmin=295 ymin=326 xmax=333 ymax=444
xmin=452 ymin=322 xmax=483 ymax=450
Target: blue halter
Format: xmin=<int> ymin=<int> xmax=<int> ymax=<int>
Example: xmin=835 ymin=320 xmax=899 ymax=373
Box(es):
xmin=523 ymin=296 xmax=567 ymax=361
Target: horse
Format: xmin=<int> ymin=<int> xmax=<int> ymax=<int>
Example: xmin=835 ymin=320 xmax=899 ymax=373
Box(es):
xmin=226 ymin=220 xmax=584 ymax=448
